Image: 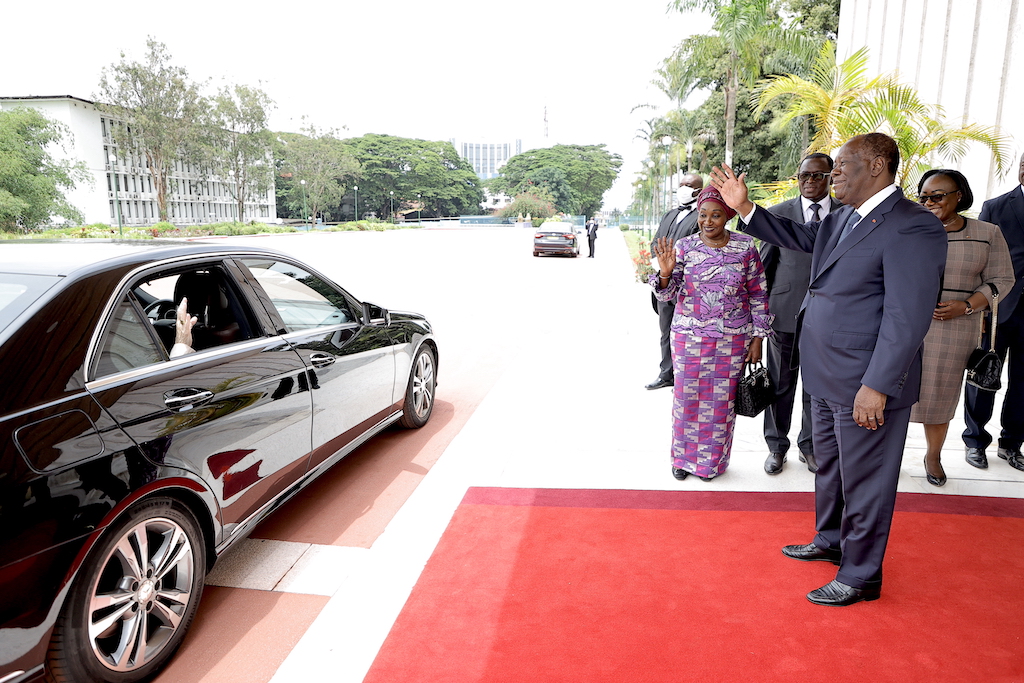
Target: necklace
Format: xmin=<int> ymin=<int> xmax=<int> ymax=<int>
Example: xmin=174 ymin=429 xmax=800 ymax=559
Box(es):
xmin=942 ymin=214 xmax=964 ymax=231
xmin=701 ymin=233 xmax=729 ymax=248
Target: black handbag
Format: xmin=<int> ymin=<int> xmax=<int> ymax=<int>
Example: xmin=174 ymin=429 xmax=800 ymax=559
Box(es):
xmin=966 ymin=291 xmax=1002 ymax=392
xmin=736 ymin=360 xmax=775 ymax=417
xmin=966 ymin=290 xmax=999 ymax=393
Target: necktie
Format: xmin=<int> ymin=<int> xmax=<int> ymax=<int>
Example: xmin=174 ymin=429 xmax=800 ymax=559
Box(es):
xmin=837 ymin=210 xmax=861 ymax=243
xmin=810 ymin=203 xmax=821 ymax=221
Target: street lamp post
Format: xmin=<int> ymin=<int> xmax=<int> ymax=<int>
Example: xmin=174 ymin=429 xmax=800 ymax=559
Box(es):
xmin=300 ymin=179 xmax=309 ymax=230
xmin=108 ymin=153 xmax=123 ymax=237
xmin=417 ymin=193 xmax=421 ymax=225
xmin=353 ymin=185 xmax=358 ymax=222
xmin=389 ymin=190 xmax=395 ymax=223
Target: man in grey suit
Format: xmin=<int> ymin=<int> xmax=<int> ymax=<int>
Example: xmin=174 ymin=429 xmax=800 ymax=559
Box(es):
xmin=711 ymin=133 xmax=946 ymax=606
xmin=964 ymin=151 xmax=1024 ymax=472
xmin=645 ymin=172 xmax=705 ymax=390
xmin=762 ymin=154 xmax=839 ymax=475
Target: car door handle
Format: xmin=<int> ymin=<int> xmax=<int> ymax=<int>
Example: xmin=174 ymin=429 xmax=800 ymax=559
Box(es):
xmin=163 ymin=388 xmax=215 ymax=412
xmin=309 ymin=352 xmax=336 ymax=368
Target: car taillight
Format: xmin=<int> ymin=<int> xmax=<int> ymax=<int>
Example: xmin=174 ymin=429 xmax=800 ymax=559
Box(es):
xmin=563 ymin=234 xmax=574 ymax=239
xmin=534 ymin=234 xmax=543 ymax=239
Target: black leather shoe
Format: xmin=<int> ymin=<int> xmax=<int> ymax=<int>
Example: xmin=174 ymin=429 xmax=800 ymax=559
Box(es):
xmin=764 ymin=452 xmax=786 ymax=475
xmin=1001 ymin=448 xmax=1024 ymax=472
xmin=997 ymin=447 xmax=1023 ymax=461
xmin=646 ymin=377 xmax=673 ymax=390
xmin=965 ymin=447 xmax=988 ymax=469
xmin=798 ymin=451 xmax=819 ymax=473
xmin=924 ymin=457 xmax=946 ymax=487
xmin=672 ymin=467 xmax=689 ymax=480
xmin=806 ymin=579 xmax=880 ymax=606
xmin=781 ymin=543 xmax=841 ymax=565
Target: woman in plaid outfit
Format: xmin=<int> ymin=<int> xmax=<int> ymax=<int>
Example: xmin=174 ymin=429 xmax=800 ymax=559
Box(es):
xmin=911 ymin=169 xmax=1014 ymax=486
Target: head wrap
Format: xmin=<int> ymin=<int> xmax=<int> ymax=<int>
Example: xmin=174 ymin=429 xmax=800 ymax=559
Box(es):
xmin=696 ymin=186 xmax=737 ymax=220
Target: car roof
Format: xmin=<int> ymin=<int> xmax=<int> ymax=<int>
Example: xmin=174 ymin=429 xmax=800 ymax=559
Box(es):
xmin=537 ymin=222 xmax=574 ymax=230
xmin=0 ymin=239 xmax=285 ymax=277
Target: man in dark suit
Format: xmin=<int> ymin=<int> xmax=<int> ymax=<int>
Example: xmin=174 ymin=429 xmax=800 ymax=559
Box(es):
xmin=711 ymin=133 xmax=947 ymax=606
xmin=762 ymin=154 xmax=839 ymax=475
xmin=645 ymin=172 xmax=704 ymax=390
xmin=964 ymin=151 xmax=1024 ymax=472
xmin=585 ymin=217 xmax=599 ymax=257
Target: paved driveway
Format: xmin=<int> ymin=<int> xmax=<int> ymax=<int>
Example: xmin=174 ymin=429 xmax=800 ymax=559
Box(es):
xmin=152 ymin=225 xmax=1022 ymax=683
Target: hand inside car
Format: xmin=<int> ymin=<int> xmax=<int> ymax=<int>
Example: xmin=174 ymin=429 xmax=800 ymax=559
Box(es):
xmin=171 ymin=297 xmax=198 ymax=358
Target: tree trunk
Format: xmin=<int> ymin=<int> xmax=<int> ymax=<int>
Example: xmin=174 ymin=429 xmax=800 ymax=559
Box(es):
xmin=725 ymin=68 xmax=738 ymax=168
xmin=148 ymin=151 xmax=169 ymax=223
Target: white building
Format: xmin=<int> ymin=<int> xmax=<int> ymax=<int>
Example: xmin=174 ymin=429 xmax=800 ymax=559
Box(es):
xmin=0 ymin=95 xmax=277 ymax=227
xmin=451 ymin=139 xmax=522 ymax=179
xmin=837 ymin=0 xmax=1023 ymax=200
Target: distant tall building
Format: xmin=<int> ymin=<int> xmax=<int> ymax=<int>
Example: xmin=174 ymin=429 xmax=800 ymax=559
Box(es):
xmin=451 ymin=139 xmax=522 ymax=179
xmin=0 ymin=95 xmax=277 ymax=227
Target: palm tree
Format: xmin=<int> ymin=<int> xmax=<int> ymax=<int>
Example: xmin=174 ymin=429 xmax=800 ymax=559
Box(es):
xmin=753 ymin=41 xmax=1011 ymax=192
xmin=665 ymin=109 xmax=717 ymax=173
xmin=668 ymin=0 xmax=818 ymax=166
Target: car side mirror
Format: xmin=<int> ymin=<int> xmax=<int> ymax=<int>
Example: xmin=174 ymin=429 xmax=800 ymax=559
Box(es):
xmin=362 ymin=301 xmax=391 ymax=326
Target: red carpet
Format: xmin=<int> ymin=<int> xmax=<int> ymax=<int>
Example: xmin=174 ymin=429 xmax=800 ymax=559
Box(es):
xmin=365 ymin=488 xmax=1024 ymax=683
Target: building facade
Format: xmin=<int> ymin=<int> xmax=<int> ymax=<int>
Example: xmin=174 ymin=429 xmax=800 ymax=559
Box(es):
xmin=452 ymin=139 xmax=522 ymax=179
xmin=0 ymin=95 xmax=277 ymax=227
xmin=837 ymin=0 xmax=1023 ymax=200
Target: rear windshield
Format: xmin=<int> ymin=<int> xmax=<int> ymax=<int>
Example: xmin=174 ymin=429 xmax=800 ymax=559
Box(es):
xmin=537 ymin=225 xmax=574 ymax=234
xmin=0 ymin=273 xmax=62 ymax=335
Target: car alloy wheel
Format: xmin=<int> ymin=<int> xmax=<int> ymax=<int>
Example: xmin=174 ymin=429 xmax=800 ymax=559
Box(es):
xmin=400 ymin=345 xmax=436 ymax=428
xmin=47 ymin=498 xmax=205 ymax=683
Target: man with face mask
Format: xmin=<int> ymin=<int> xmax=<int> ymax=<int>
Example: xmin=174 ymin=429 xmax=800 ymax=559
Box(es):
xmin=646 ymin=172 xmax=705 ymax=390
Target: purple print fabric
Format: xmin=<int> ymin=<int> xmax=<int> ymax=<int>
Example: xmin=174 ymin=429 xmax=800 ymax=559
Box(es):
xmin=651 ymin=232 xmax=772 ymax=477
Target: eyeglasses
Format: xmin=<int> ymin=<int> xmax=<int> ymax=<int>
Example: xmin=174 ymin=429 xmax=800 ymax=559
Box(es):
xmin=918 ymin=191 xmax=958 ymax=204
xmin=797 ymin=172 xmax=830 ymax=182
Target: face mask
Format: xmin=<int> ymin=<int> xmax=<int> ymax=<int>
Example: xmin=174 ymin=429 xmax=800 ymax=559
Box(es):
xmin=677 ymin=187 xmax=698 ymax=206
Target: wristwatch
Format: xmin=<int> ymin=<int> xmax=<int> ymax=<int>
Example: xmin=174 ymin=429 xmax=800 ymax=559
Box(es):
xmin=963 ymin=301 xmax=975 ymax=315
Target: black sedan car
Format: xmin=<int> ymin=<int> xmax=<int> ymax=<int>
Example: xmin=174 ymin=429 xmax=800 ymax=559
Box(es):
xmin=532 ymin=222 xmax=580 ymax=257
xmin=0 ymin=241 xmax=438 ymax=683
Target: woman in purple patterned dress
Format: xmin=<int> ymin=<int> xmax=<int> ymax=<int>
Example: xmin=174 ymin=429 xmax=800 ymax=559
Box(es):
xmin=651 ymin=186 xmax=773 ymax=480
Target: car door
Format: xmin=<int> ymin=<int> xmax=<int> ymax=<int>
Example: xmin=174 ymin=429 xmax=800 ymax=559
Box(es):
xmin=237 ymin=257 xmax=397 ymax=471
xmin=86 ymin=259 xmax=314 ymax=536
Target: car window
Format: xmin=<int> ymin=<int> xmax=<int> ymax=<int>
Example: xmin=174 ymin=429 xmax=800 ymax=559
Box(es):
xmin=95 ymin=296 xmax=166 ymax=376
xmin=242 ymin=259 xmax=355 ymax=332
xmin=130 ymin=266 xmax=259 ymax=354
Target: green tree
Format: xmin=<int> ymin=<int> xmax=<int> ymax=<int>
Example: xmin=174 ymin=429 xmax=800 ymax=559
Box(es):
xmin=0 ymin=107 xmax=88 ymax=231
xmin=667 ymin=0 xmax=818 ymax=166
xmin=275 ymin=126 xmax=360 ymax=223
xmin=753 ymin=42 xmax=1011 ymax=191
xmin=498 ymin=189 xmax=557 ymax=223
xmin=516 ymin=167 xmax=577 ymax=212
xmin=97 ymin=37 xmax=208 ymax=222
xmin=491 ymin=144 xmax=622 ymax=217
xmin=342 ymin=134 xmax=483 ymax=219
xmin=208 ymin=84 xmax=275 ymax=222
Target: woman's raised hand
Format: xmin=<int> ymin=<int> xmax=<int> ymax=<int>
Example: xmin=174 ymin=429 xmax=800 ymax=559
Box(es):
xmin=653 ymin=236 xmax=677 ymax=276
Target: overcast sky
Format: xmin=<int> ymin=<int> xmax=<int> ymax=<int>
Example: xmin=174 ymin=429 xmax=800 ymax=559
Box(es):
xmin=3 ymin=0 xmax=711 ymax=210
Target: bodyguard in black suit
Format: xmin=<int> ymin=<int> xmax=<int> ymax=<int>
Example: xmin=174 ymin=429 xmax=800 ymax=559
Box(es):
xmin=762 ymin=154 xmax=840 ymax=475
xmin=646 ymin=172 xmax=705 ymax=390
xmin=586 ymin=217 xmax=599 ymax=257
xmin=963 ymin=152 xmax=1024 ymax=472
xmin=711 ymin=134 xmax=947 ymax=606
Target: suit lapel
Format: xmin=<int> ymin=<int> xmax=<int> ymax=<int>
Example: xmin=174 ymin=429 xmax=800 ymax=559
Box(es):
xmin=1008 ymin=190 xmax=1024 ymax=231
xmin=813 ymin=191 xmax=901 ymax=282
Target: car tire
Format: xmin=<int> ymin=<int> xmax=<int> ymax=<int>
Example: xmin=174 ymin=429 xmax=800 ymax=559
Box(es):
xmin=399 ymin=344 xmax=436 ymax=429
xmin=533 ymin=251 xmax=540 ymax=257
xmin=46 ymin=498 xmax=206 ymax=683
